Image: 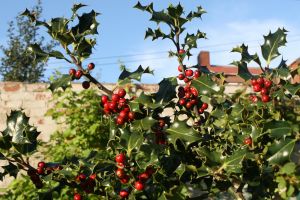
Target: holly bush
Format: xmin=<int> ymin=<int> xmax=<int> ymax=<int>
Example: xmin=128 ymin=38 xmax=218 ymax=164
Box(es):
xmin=1 ymin=2 xmax=300 ymax=200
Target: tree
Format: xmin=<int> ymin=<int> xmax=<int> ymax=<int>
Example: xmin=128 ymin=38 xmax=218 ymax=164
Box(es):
xmin=0 ymin=0 xmax=56 ymax=83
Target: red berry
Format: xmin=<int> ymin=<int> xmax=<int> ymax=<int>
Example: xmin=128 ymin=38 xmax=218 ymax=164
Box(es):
xmin=260 ymin=88 xmax=269 ymax=95
xmin=251 ymin=79 xmax=257 ymax=86
xmin=198 ymin=108 xmax=204 ymax=114
xmin=186 ymin=101 xmax=193 ymax=109
xmin=244 ymin=137 xmax=252 ymax=146
xmin=118 ymin=89 xmax=126 ymax=98
xmin=116 ymin=168 xmax=125 ymax=178
xmin=194 ymin=70 xmax=200 ymax=79
xmin=115 ymin=153 xmax=126 ymax=163
xmin=116 ymin=117 xmax=125 ymax=125
xmin=119 ymin=190 xmax=129 ymax=198
xmin=185 ymin=92 xmax=191 ymax=99
xmin=201 ymin=103 xmax=208 ymax=110
xmin=190 ymin=99 xmax=197 ymax=105
xmin=37 ymin=167 xmax=44 ymax=175
xmin=184 ymin=86 xmax=190 ymax=92
xmin=178 ymin=49 xmax=186 ymax=55
xmin=38 ymin=162 xmax=45 ymax=168
xmin=257 ymin=77 xmax=264 ymax=85
xmin=178 ymin=73 xmax=185 ymax=80
xmin=183 ymin=77 xmax=190 ymax=83
xmin=109 ymin=102 xmax=117 ymax=110
xmin=112 ymin=94 xmax=120 ymax=102
xmin=78 ymin=173 xmax=86 ymax=181
xmin=261 ymin=95 xmax=270 ymax=103
xmin=178 ymin=65 xmax=183 ymax=72
xmin=69 ymin=68 xmax=76 ymax=77
xmin=190 ymin=87 xmax=198 ymax=97
xmin=251 ymin=95 xmax=259 ymax=103
xmin=88 ymin=63 xmax=95 ymax=70
xmin=139 ymin=172 xmax=150 ymax=182
xmin=145 ymin=166 xmax=155 ymax=175
xmin=82 ymin=81 xmax=90 ymax=89
xmin=75 ymin=70 xmax=83 ymax=79
xmin=120 ymin=175 xmax=130 ymax=184
xmin=253 ymin=84 xmax=262 ymax=92
xmin=264 ymin=80 xmax=272 ymax=88
xmin=179 ymin=98 xmax=186 ymax=106
xmin=134 ymin=181 xmax=145 ymax=191
xmin=158 ymin=119 xmax=165 ymax=127
xmin=89 ymin=174 xmax=96 ymax=180
xmin=119 ymin=110 xmax=128 ymax=119
xmin=185 ymin=69 xmax=193 ymax=77
xmin=128 ymin=112 xmax=135 ymax=121
xmin=101 ymin=95 xmax=109 ymax=104
xmin=74 ymin=193 xmax=82 ymax=200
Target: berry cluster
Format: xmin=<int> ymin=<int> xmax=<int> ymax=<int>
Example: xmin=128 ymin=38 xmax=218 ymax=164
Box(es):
xmin=69 ymin=63 xmax=96 ymax=89
xmin=27 ymin=161 xmax=62 ymax=189
xmin=151 ymin=119 xmax=167 ymax=145
xmin=177 ymin=86 xmax=208 ymax=114
xmin=250 ymin=77 xmax=272 ymax=103
xmin=115 ymin=153 xmax=155 ymax=198
xmin=73 ymin=173 xmax=96 ymax=199
xmin=101 ymin=89 xmax=135 ymax=125
xmin=177 ymin=67 xmax=200 ymax=83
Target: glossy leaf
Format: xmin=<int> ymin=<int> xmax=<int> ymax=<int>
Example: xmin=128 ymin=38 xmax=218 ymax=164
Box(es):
xmin=191 ymin=74 xmax=221 ymax=95
xmin=264 ymin=121 xmax=292 ymax=139
xmin=48 ymin=74 xmax=71 ymax=92
xmin=261 ymin=28 xmax=288 ymax=65
xmin=118 ymin=65 xmax=153 ymax=85
xmin=120 ymin=128 xmax=143 ymax=156
xmin=166 ymin=119 xmax=201 ymax=145
xmin=268 ymin=139 xmax=296 ymax=165
xmin=155 ymin=77 xmax=177 ymax=103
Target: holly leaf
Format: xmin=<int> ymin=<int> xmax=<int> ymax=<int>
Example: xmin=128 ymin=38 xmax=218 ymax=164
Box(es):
xmin=72 ymin=10 xmax=99 ymax=36
xmin=232 ymin=44 xmax=261 ymax=65
xmin=221 ymin=149 xmax=252 ymax=174
xmin=284 ymin=82 xmax=300 ymax=95
xmin=118 ymin=65 xmax=153 ymax=85
xmin=72 ymin=3 xmax=87 ymax=14
xmin=74 ymin=38 xmax=96 ymax=60
xmin=145 ymin=28 xmax=169 ymax=40
xmin=184 ymin=31 xmax=206 ymax=50
xmin=2 ymin=162 xmax=19 ymax=178
xmin=48 ymin=74 xmax=71 ymax=92
xmin=231 ymin=61 xmax=253 ymax=81
xmin=268 ymin=139 xmax=296 ymax=165
xmin=2 ymin=111 xmax=40 ymax=154
xmin=261 ymin=28 xmax=288 ymax=65
xmin=166 ymin=119 xmax=201 ymax=145
xmin=264 ymin=121 xmax=292 ymax=139
xmin=191 ymin=74 xmax=221 ymax=95
xmin=155 ymin=77 xmax=177 ymax=104
xmin=131 ymin=116 xmax=156 ymax=131
xmin=186 ymin=6 xmax=206 ymax=21
xmin=120 ymin=128 xmax=144 ymax=156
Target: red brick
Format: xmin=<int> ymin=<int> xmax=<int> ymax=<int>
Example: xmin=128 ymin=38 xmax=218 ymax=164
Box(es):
xmin=2 ymin=82 xmax=23 ymax=92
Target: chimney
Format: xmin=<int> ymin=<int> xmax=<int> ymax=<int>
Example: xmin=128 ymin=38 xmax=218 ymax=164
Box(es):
xmin=198 ymin=51 xmax=210 ymax=68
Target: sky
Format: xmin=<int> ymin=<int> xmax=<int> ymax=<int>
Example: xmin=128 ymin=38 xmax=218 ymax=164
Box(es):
xmin=0 ymin=0 xmax=300 ymax=83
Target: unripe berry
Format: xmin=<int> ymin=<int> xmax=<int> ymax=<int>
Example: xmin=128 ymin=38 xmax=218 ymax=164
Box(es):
xmin=87 ymin=63 xmax=95 ymax=70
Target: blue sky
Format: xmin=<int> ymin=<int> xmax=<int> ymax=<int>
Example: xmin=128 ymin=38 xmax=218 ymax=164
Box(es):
xmin=1 ymin=0 xmax=300 ymax=83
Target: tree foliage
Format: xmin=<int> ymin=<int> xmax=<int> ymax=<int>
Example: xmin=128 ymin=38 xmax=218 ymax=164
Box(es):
xmin=0 ymin=0 xmax=56 ymax=82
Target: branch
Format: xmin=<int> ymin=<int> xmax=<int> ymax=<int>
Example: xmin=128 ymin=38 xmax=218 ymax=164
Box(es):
xmin=70 ymin=55 xmax=113 ymax=96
